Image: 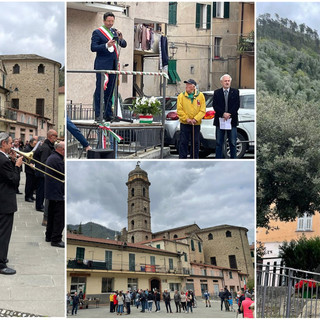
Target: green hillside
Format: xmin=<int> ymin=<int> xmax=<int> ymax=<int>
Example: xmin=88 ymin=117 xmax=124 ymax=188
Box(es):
xmin=67 ymin=222 xmax=120 ymax=239
xmin=257 ymin=14 xmax=320 ymax=102
xmin=257 ymin=14 xmax=320 ymax=228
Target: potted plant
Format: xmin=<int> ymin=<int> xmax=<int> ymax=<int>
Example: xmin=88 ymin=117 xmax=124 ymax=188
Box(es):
xmin=130 ymin=96 xmax=161 ymax=123
xmin=295 ymin=279 xmax=316 ymax=298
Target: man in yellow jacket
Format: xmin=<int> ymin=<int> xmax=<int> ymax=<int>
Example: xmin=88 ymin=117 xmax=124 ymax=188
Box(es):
xmin=177 ymin=79 xmax=206 ymax=158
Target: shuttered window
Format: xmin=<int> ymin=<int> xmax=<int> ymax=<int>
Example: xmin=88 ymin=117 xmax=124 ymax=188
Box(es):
xmin=213 ymin=2 xmax=230 ymax=18
xmin=169 ymin=2 xmax=177 ymax=25
xmin=105 ymin=250 xmax=112 ymax=270
xmin=196 ymin=3 xmax=211 ymax=29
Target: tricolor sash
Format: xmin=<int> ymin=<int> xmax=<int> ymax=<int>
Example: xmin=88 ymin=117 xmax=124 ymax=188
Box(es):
xmin=98 ymin=26 xmax=119 ymax=58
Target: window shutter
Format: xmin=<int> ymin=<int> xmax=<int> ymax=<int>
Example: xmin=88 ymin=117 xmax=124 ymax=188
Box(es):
xmin=212 ymin=2 xmax=216 ymax=18
xmin=206 ymin=4 xmax=211 ymax=29
xmin=224 ymin=2 xmax=230 ymax=18
xmin=297 ymin=218 xmax=304 ymax=230
xmin=169 ymin=2 xmax=177 ymax=25
xmin=196 ymin=3 xmax=201 ymax=28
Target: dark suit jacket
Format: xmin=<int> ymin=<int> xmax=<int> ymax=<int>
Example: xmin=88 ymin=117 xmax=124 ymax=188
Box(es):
xmin=91 ymin=27 xmax=127 ymax=70
xmin=23 ymin=144 xmax=35 ymax=175
xmin=33 ymin=139 xmax=54 ymax=178
xmin=0 ymin=152 xmax=20 ymax=214
xmin=213 ymin=87 xmax=240 ymax=127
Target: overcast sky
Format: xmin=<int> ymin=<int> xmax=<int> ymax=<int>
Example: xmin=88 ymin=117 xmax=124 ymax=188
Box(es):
xmin=0 ymin=2 xmax=65 ymax=65
xmin=257 ymin=2 xmax=320 ymax=32
xmin=67 ymin=161 xmax=255 ymax=244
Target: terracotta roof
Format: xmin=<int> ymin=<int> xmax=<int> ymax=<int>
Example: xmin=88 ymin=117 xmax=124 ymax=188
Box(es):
xmin=153 ymin=223 xmax=200 ymax=235
xmin=0 ymin=54 xmax=61 ymax=67
xmin=67 ymin=233 xmax=179 ymax=256
xmin=59 ymin=86 xmax=65 ymax=94
xmin=196 ymin=224 xmax=249 ymax=233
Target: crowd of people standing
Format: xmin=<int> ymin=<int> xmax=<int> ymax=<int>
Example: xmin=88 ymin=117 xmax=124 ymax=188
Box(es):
xmin=107 ymin=288 xmax=197 ymax=315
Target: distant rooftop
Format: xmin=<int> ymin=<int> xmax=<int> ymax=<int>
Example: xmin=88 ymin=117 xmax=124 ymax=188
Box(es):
xmin=0 ymin=54 xmax=61 ymax=67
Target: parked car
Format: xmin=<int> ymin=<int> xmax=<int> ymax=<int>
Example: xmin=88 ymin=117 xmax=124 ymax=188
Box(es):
xmin=165 ymin=89 xmax=255 ymax=158
xmin=122 ymin=96 xmax=177 ymax=121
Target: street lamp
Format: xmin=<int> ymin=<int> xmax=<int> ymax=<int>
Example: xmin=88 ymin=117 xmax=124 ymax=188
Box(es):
xmin=169 ymin=42 xmax=178 ymax=59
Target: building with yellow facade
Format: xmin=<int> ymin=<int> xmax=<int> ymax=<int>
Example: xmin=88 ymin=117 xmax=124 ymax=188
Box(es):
xmin=257 ymin=212 xmax=320 ymax=265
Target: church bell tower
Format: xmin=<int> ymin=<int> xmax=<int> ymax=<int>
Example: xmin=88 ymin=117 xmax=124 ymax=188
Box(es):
xmin=126 ymin=162 xmax=152 ymax=243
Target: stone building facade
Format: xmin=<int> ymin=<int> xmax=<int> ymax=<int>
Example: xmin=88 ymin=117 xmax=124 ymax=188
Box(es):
xmin=0 ymin=54 xmax=61 ymax=129
xmin=197 ymin=225 xmax=254 ymax=280
xmin=122 ymin=163 xmax=253 ymax=280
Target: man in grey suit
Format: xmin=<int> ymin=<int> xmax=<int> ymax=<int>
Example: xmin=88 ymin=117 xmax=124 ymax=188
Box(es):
xmin=0 ymin=133 xmax=23 ymax=275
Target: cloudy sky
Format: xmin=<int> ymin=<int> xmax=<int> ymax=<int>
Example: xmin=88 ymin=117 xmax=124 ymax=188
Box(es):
xmin=0 ymin=2 xmax=65 ymax=65
xmin=67 ymin=161 xmax=255 ymax=243
xmin=257 ymin=2 xmax=320 ymax=32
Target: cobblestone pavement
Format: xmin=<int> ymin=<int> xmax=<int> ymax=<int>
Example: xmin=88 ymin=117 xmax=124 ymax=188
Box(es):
xmin=67 ymin=300 xmax=238 ymax=318
xmin=0 ymin=174 xmax=65 ymax=317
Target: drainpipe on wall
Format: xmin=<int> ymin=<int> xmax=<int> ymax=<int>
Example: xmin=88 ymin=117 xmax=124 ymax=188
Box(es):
xmin=209 ymin=14 xmax=213 ymax=90
xmin=238 ymin=2 xmax=244 ymax=89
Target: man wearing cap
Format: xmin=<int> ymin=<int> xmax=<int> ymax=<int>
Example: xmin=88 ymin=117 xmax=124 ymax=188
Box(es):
xmin=91 ymin=12 xmax=127 ymax=122
xmin=212 ymin=74 xmax=240 ymax=159
xmin=177 ymin=79 xmax=206 ymax=159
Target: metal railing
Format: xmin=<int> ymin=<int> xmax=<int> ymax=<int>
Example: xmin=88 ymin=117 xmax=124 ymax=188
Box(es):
xmin=0 ymin=106 xmax=17 ymax=121
xmin=67 ymin=103 xmax=162 ymax=159
xmin=257 ymin=263 xmax=320 ymax=318
xmin=67 ymin=259 xmax=188 ymax=275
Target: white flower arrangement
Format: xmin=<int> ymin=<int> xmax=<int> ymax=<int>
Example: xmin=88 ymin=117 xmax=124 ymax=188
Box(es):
xmin=131 ymin=96 xmax=162 ymax=116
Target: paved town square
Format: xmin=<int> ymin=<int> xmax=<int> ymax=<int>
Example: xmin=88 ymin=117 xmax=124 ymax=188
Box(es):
xmin=0 ymin=174 xmax=65 ymax=317
xmin=68 ymin=300 xmax=238 ymax=318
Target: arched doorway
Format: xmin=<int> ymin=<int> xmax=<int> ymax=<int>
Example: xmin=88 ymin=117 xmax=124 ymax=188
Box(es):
xmin=150 ymin=278 xmax=161 ymax=292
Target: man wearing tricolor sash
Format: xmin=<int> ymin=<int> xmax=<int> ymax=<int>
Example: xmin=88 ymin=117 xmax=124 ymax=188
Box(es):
xmin=91 ymin=12 xmax=127 ymax=121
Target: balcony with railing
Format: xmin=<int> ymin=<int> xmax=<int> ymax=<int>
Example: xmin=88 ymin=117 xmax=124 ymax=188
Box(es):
xmin=238 ymin=31 xmax=254 ymax=56
xmin=0 ymin=106 xmax=17 ymax=121
xmin=67 ymin=259 xmax=189 ymax=275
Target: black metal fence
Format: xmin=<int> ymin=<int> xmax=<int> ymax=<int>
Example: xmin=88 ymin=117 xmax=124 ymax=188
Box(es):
xmin=257 ymin=263 xmax=320 ymax=318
